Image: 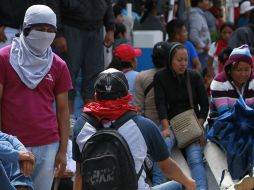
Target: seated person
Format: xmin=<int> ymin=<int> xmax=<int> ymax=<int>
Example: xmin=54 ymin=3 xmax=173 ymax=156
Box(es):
xmin=154 ymin=42 xmax=209 ymax=190
xmin=166 ymin=19 xmax=201 ymax=72
xmin=72 ymin=68 xmax=196 ymax=190
xmin=134 ymin=41 xmax=172 ymax=186
xmin=108 ymin=44 xmax=142 ymax=101
xmin=0 ymin=132 xmax=35 ymax=190
xmin=209 ymin=44 xmax=254 ymax=189
xmin=113 ymin=23 xmax=130 ymax=50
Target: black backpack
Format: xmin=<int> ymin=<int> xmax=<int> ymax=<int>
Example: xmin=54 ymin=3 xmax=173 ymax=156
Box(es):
xmin=80 ymin=111 xmax=143 ymax=190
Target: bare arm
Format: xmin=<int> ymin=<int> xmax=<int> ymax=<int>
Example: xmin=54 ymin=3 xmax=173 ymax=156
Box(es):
xmin=0 ymin=83 xmax=3 ymax=131
xmin=55 ymin=92 xmax=70 ymax=174
xmin=160 ymin=119 xmax=170 ymax=137
xmin=158 ymin=157 xmax=196 ymax=190
xmin=0 ymin=26 xmax=7 ymax=43
xmin=73 ymin=163 xmax=83 ymax=190
xmin=207 ymin=55 xmax=215 ymax=77
xmin=192 ymin=57 xmax=202 ymax=73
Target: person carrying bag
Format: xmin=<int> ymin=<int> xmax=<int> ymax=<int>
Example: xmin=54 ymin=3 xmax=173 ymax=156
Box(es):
xmin=170 ymin=71 xmax=204 ymax=148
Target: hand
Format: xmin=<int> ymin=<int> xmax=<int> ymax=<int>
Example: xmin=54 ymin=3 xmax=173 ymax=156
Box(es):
xmin=161 ymin=127 xmax=170 ymax=137
xmin=199 ymin=134 xmax=207 ymax=147
xmin=55 ymin=169 xmax=74 ymax=178
xmin=53 ymin=36 xmax=68 ymax=54
xmin=20 ymin=160 xmax=35 ymax=177
xmin=184 ymin=178 xmax=196 ymax=190
xmin=0 ymin=26 xmax=7 ymax=43
xmin=54 ymin=150 xmax=67 ymax=176
xmin=103 ymin=30 xmax=114 ymax=48
xmin=19 ymin=150 xmax=35 ymax=162
xmin=198 ymin=118 xmax=205 ymax=126
xmin=204 ymin=46 xmax=210 ymax=53
xmin=19 ymin=151 xmax=35 ymax=177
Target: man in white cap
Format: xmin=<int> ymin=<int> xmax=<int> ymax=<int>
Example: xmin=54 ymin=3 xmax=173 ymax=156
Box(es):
xmin=0 ymin=5 xmax=72 ymax=190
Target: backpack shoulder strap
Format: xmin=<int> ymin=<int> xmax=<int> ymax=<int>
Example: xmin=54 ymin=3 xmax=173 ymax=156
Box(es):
xmin=81 ymin=112 xmax=103 ymax=130
xmin=144 ymin=81 xmax=154 ymax=98
xmin=111 ymin=111 xmax=137 ymax=130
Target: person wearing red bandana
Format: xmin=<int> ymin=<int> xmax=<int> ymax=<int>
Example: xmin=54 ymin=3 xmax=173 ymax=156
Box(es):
xmin=72 ymin=68 xmax=196 ymax=190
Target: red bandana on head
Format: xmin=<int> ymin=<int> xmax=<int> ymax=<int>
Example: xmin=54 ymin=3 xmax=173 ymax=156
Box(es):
xmin=83 ymin=94 xmax=137 ymax=121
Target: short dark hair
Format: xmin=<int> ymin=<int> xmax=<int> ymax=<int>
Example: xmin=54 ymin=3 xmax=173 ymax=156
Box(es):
xmin=113 ymin=4 xmax=122 ymax=18
xmin=218 ymin=47 xmax=233 ymax=65
xmin=152 ymin=41 xmax=171 ymax=68
xmin=166 ymin=19 xmax=186 ymax=40
xmin=191 ymin=0 xmax=204 ymax=7
xmin=107 ymin=57 xmax=132 ymax=71
xmin=114 ymin=23 xmax=127 ymax=38
xmin=220 ymin=21 xmax=235 ymax=32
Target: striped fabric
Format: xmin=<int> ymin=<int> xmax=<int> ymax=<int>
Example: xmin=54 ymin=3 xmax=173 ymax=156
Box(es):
xmin=210 ymin=71 xmax=254 ymax=116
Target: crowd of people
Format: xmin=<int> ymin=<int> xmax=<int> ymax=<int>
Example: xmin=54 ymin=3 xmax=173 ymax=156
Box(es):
xmin=0 ymin=0 xmax=254 ymax=190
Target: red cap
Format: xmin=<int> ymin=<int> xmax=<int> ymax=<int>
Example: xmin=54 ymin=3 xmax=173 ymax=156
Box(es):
xmin=113 ymin=44 xmax=142 ymax=62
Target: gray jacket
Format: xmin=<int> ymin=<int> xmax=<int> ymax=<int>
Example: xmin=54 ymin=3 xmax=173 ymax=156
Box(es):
xmin=228 ymin=25 xmax=254 ymax=48
xmin=188 ymin=7 xmax=211 ymax=51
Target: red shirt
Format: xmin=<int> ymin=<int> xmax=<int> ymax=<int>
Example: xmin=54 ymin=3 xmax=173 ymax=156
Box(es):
xmin=0 ymin=46 xmax=73 ymax=146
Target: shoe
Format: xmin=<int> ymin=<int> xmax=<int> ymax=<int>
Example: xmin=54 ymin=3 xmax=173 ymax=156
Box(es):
xmin=234 ymin=175 xmax=254 ymax=190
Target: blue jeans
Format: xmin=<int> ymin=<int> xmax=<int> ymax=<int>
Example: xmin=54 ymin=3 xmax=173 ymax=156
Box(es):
xmin=0 ymin=141 xmax=33 ymax=190
xmin=153 ymin=130 xmax=207 ymax=190
xmin=73 ymin=70 xmax=84 ymax=119
xmin=26 ymin=142 xmax=59 ymax=190
xmin=198 ymin=52 xmax=208 ymax=70
xmin=151 ymin=181 xmax=182 ymax=190
xmin=152 ymin=127 xmax=175 ymax=185
xmin=185 ymin=143 xmax=207 ymax=190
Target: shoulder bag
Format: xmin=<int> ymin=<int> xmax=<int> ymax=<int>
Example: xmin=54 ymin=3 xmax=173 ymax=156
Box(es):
xmin=170 ymin=71 xmax=204 ymax=148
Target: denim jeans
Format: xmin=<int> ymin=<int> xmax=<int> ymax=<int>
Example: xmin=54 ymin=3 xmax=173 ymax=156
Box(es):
xmin=198 ymin=52 xmax=208 ymax=70
xmin=151 ymin=181 xmax=182 ymax=190
xmin=73 ymin=70 xmax=84 ymax=119
xmin=152 ymin=127 xmax=175 ymax=185
xmin=153 ymin=129 xmax=207 ymax=190
xmin=26 ymin=142 xmax=59 ymax=190
xmin=0 ymin=141 xmax=33 ymax=190
xmin=185 ymin=142 xmax=207 ymax=190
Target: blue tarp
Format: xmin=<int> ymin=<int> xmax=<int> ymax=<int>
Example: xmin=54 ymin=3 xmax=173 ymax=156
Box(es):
xmin=208 ymin=96 xmax=254 ymax=179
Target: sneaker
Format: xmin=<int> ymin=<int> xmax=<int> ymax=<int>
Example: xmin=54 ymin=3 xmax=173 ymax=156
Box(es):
xmin=234 ymin=175 xmax=254 ymax=190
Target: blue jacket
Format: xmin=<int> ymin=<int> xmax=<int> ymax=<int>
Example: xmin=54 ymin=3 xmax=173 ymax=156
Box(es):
xmin=208 ymin=96 xmax=254 ymax=179
xmin=0 ymin=132 xmax=26 ymax=164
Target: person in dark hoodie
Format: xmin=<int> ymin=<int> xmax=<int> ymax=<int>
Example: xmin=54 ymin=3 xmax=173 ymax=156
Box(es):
xmin=154 ymin=42 xmax=209 ymax=190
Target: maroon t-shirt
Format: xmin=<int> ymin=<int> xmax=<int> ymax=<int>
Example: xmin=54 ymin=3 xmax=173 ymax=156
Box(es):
xmin=0 ymin=46 xmax=73 ymax=146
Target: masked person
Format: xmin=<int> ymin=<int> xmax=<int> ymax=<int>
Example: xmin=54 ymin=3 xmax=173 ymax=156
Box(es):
xmin=0 ymin=5 xmax=72 ymax=190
